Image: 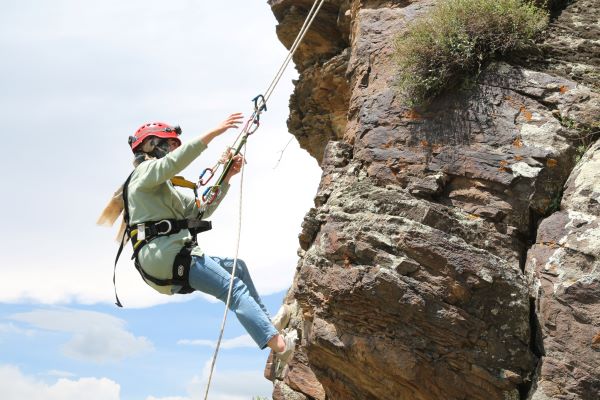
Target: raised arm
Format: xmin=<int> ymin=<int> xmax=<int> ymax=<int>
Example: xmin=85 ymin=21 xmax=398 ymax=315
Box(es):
xmin=136 ymin=113 xmax=244 ymax=188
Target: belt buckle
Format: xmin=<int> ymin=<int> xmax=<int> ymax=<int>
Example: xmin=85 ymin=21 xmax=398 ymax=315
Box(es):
xmin=156 ymin=219 xmax=172 ymax=235
xmin=137 ymin=223 xmax=146 ymax=241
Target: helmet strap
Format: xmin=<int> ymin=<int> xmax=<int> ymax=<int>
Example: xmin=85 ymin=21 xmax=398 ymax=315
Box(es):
xmin=149 ymin=139 xmax=170 ymax=159
xmin=133 ymin=152 xmax=149 ymax=167
xmin=138 ymin=137 xmax=170 ymax=160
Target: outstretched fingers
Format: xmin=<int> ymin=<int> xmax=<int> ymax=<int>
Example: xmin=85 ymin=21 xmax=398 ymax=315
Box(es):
xmin=202 ymin=113 xmax=246 ymax=145
xmin=224 ymin=113 xmax=244 ymax=129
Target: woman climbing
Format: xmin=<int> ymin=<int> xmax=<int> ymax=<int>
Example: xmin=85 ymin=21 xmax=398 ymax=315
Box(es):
xmin=98 ymin=113 xmax=296 ymax=365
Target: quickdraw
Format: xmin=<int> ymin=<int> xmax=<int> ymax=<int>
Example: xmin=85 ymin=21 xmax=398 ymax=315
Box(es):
xmin=168 ymin=95 xmax=268 ymax=208
xmin=247 ymin=94 xmax=267 ymax=135
xmin=202 ymin=185 xmax=220 ymax=204
xmin=198 ymin=167 xmax=214 ymax=186
xmin=198 ymin=94 xmax=267 ymax=206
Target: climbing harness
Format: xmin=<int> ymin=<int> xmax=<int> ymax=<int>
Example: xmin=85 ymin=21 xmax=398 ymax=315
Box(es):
xmin=203 ymin=1 xmax=328 ymax=398
xmin=112 ymin=171 xmax=212 ymax=307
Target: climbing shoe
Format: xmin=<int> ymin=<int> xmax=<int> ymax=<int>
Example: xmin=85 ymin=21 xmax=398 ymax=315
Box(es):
xmin=274 ymin=328 xmax=298 ymax=375
xmin=272 ymin=303 xmax=292 ymax=331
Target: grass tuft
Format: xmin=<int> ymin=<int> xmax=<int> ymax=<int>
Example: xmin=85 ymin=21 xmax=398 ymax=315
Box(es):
xmin=394 ymin=0 xmax=549 ymax=105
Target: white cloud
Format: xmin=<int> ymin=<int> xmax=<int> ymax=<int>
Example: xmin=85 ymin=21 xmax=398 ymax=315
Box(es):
xmin=0 ymin=127 xmax=317 ymax=308
xmin=0 ymin=246 xmax=204 ymax=308
xmin=0 ymin=322 xmax=35 ymax=337
xmin=186 ymin=360 xmax=272 ymax=400
xmin=0 ymin=0 xmax=320 ymax=309
xmin=177 ymin=334 xmax=255 ymax=349
xmin=198 ymin=292 xmax=220 ymax=304
xmin=1 ymin=2 xmax=306 ymax=398
xmin=10 ymin=308 xmax=153 ymax=362
xmin=0 ymin=364 xmax=120 ymax=400
xmin=1 ymin=362 xmax=271 ymax=400
xmin=44 ymin=370 xmax=76 ymax=378
xmin=144 ymin=359 xmax=273 ymax=400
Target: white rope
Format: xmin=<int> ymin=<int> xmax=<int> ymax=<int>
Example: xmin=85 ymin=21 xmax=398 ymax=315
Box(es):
xmin=203 ymin=141 xmax=247 ymax=400
xmin=264 ymin=0 xmax=327 ymax=102
xmin=263 ymin=0 xmax=323 ymax=101
xmin=202 ymin=1 xmax=327 ymax=398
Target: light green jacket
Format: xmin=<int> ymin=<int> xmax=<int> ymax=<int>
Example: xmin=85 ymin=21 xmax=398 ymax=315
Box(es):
xmin=127 ymin=137 xmax=229 ymax=295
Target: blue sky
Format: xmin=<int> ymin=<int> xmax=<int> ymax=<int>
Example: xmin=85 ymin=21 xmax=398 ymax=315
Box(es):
xmin=0 ymin=1 xmax=321 ymax=399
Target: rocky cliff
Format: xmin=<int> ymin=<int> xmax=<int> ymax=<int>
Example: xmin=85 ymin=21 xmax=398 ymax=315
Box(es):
xmin=265 ymin=1 xmax=600 ymax=399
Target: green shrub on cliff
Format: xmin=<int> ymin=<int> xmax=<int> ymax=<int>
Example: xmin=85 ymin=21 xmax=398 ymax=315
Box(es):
xmin=395 ymin=0 xmax=548 ymax=105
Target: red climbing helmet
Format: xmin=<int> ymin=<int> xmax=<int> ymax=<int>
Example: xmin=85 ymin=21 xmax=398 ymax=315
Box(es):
xmin=128 ymin=122 xmax=182 ymax=152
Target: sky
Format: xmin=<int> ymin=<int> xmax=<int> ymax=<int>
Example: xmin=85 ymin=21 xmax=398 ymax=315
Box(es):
xmin=0 ymin=1 xmax=322 ymax=399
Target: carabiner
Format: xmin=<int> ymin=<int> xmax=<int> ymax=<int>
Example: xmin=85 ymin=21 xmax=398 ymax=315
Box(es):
xmin=252 ymin=94 xmax=267 ymax=113
xmin=247 ymin=118 xmax=260 ymax=135
xmin=202 ymin=185 xmax=221 ymax=205
xmin=198 ymin=168 xmax=214 ymax=186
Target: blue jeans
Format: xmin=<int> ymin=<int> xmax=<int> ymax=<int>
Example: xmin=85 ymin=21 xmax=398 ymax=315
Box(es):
xmin=188 ymin=255 xmax=278 ymax=349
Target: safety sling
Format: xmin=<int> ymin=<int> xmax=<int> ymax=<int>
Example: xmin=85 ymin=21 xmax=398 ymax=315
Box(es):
xmin=113 ymin=170 xmax=211 ymax=307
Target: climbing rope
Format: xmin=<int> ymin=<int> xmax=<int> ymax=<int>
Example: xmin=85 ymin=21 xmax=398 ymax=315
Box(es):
xmin=203 ymin=1 xmax=327 ymax=398
xmin=202 ymin=140 xmax=248 ymax=400
xmin=263 ymin=0 xmax=327 ymax=102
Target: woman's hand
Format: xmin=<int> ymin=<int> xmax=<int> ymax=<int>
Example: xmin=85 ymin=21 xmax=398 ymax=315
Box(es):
xmin=224 ymin=153 xmax=245 ymax=182
xmin=214 ymin=113 xmax=245 ymax=135
xmin=201 ymin=113 xmax=244 ymax=146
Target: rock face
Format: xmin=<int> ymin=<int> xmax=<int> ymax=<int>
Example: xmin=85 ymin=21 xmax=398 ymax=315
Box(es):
xmin=266 ymin=0 xmax=600 ymax=399
xmin=526 ymin=140 xmax=600 ymax=400
xmin=533 ymin=0 xmax=600 ymax=92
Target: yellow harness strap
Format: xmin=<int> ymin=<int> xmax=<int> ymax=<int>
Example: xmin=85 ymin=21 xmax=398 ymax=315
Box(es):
xmin=171 ymin=176 xmax=197 ymax=189
xmin=171 ymin=176 xmax=203 ymax=209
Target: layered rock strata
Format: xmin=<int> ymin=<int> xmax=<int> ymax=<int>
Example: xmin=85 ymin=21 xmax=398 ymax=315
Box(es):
xmin=266 ymin=0 xmax=600 ymax=399
xmin=526 ymin=141 xmax=600 ymax=399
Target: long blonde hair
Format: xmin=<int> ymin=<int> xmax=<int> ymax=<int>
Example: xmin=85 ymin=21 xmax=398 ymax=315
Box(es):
xmin=97 ymin=152 xmax=154 ymax=241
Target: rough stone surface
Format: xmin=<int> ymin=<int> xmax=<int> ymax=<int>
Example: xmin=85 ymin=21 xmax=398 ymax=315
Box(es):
xmin=267 ymin=0 xmax=600 ymax=399
xmin=525 ymin=141 xmax=600 ymax=400
xmin=274 ymin=380 xmax=310 ymax=400
xmin=528 ymin=0 xmax=600 ymax=91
